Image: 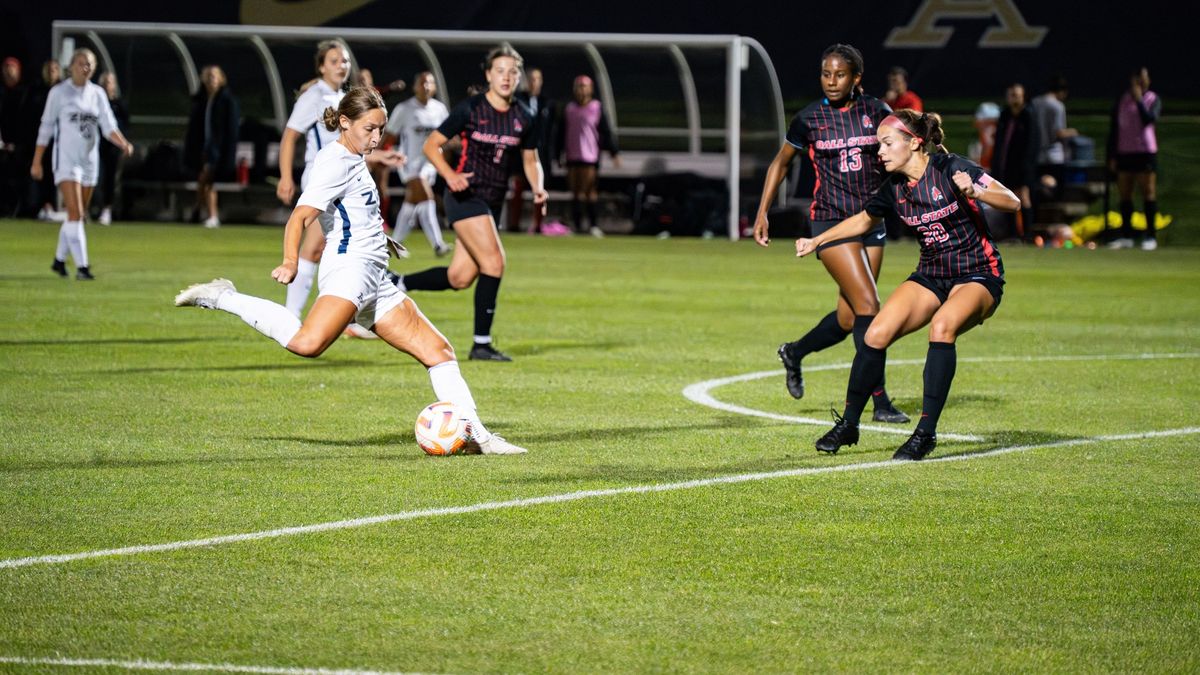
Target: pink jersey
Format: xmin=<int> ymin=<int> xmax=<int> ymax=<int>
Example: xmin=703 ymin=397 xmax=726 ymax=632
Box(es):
xmin=563 ymin=99 xmax=603 ymax=163
xmin=1116 ymin=91 xmax=1158 ymax=154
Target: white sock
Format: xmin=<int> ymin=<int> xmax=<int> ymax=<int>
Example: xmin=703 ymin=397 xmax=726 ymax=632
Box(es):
xmin=216 ymin=291 xmax=302 ymax=348
xmin=416 ymin=200 xmax=446 ymax=248
xmin=55 ymin=222 xmax=70 ymax=261
xmin=427 ymin=361 xmax=490 ymax=441
xmin=65 ymin=220 xmax=88 ymax=267
xmin=285 ymin=258 xmax=318 ymax=318
xmin=394 ymin=202 xmax=418 ymax=242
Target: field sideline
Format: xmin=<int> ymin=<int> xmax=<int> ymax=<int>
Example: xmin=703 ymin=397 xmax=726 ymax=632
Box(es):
xmin=1 ymin=220 xmax=1198 ymax=673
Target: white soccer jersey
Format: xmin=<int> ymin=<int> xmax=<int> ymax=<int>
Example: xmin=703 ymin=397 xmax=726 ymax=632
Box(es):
xmin=36 ymin=79 xmax=118 ymax=183
xmin=385 ymin=96 xmax=449 ymax=179
xmin=297 ymin=142 xmax=387 ymax=265
xmin=286 ymin=79 xmax=345 ymax=167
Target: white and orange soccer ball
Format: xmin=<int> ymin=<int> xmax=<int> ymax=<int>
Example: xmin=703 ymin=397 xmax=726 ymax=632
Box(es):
xmin=414 ymin=401 xmax=474 ymax=456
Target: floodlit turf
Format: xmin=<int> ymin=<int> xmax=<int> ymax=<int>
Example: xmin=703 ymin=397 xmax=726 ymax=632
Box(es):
xmin=1 ymin=220 xmax=1198 ymax=673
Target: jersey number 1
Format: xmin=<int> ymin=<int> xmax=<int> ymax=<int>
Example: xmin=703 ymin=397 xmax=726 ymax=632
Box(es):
xmin=493 ymin=146 xmax=505 ymax=164
xmin=838 ymin=148 xmax=863 ymax=173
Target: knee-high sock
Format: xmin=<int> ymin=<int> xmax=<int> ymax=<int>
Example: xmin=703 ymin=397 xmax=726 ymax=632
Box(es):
xmin=403 ymin=266 xmax=453 ymax=291
xmin=849 ymin=314 xmax=892 ymax=407
xmin=216 ymin=291 xmax=302 ymax=348
xmin=428 ymin=360 xmax=490 ymax=441
xmin=586 ymin=200 xmax=598 ymax=230
xmin=1119 ymin=200 xmax=1134 ymax=238
xmin=416 ymin=200 xmax=446 ymax=248
xmin=393 ymin=202 xmax=418 ymax=242
xmin=285 ymin=258 xmax=318 ymax=318
xmin=571 ymin=198 xmax=583 ymax=232
xmin=64 ymin=220 xmax=88 ymax=267
xmin=1144 ymin=199 xmax=1158 ymax=237
xmin=917 ymin=341 xmax=957 ymax=434
xmin=473 ymin=273 xmax=502 ymax=342
xmin=843 ymin=344 xmax=886 ymax=425
xmin=55 ymin=221 xmax=70 ymax=262
xmin=793 ymin=311 xmax=849 ymax=359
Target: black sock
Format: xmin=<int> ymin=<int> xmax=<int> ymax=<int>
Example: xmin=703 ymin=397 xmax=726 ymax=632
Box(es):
xmin=843 ymin=344 xmax=885 ymax=425
xmin=571 ymin=199 xmax=583 ymax=232
xmin=1119 ymin=200 xmax=1134 ymax=238
xmin=1144 ymin=199 xmax=1158 ymax=238
xmin=917 ymin=342 xmax=957 ymax=434
xmin=1019 ymin=207 xmax=1034 ymax=238
xmin=402 ymin=266 xmax=453 ymax=291
xmin=473 ymin=273 xmax=502 ymax=338
xmin=586 ymin=200 xmax=598 ymax=230
xmin=792 ymin=311 xmax=849 ymax=359
xmin=849 ymin=315 xmax=893 ymax=409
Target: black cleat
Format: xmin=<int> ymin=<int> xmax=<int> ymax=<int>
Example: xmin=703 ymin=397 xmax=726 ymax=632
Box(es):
xmin=75 ymin=266 xmax=95 ymax=280
xmin=468 ymin=343 xmax=513 ymax=362
xmin=815 ymin=409 xmax=858 ymax=454
xmin=893 ymin=429 xmax=937 ymax=461
xmin=51 ymin=259 xmax=67 ymax=277
xmin=777 ymin=342 xmax=804 ymax=399
xmin=872 ymin=404 xmax=911 ymax=424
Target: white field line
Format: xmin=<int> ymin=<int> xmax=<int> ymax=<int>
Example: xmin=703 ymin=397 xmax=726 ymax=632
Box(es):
xmin=682 ymin=352 xmax=1200 ymax=441
xmin=0 ymin=656 xmax=425 ymax=675
xmin=2 ymin=426 xmax=1198 ymax=571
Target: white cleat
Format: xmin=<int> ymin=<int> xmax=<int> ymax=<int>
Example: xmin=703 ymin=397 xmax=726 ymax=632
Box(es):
xmin=1106 ymin=237 xmax=1134 ymax=249
xmin=342 ymin=323 xmax=379 ymax=339
xmin=204 ymin=216 xmax=221 ymax=229
xmin=98 ymin=208 xmax=112 ymax=226
xmin=477 ymin=434 xmax=528 ymax=455
xmin=434 ymin=242 xmax=452 ymax=257
xmin=1140 ymin=238 xmax=1158 ymax=251
xmin=174 ymin=278 xmax=235 ymax=308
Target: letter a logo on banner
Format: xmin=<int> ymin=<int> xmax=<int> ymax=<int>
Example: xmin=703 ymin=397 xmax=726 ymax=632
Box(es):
xmin=886 ymin=0 xmax=1048 ymax=48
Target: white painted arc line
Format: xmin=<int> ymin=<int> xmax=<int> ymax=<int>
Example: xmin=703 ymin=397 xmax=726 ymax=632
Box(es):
xmin=0 ymin=655 xmax=426 ymax=675
xmin=681 ymin=352 xmax=1200 ymax=442
xmin=2 ymin=427 xmax=1198 ymax=571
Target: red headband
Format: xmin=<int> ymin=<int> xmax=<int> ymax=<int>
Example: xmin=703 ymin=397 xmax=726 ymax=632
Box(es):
xmin=880 ymin=114 xmax=923 ymax=144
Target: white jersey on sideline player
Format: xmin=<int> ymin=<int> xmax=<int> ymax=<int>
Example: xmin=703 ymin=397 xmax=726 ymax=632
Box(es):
xmin=286 ymin=79 xmax=345 ymax=191
xmin=386 ymin=95 xmax=449 ymax=184
xmin=36 ymin=78 xmax=119 ymax=186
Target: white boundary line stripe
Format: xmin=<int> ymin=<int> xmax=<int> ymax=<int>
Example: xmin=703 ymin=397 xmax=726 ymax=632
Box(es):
xmin=0 ymin=655 xmax=426 ymax=675
xmin=681 ymin=352 xmax=1200 ymax=441
xmin=3 ymin=426 xmax=1198 ymax=571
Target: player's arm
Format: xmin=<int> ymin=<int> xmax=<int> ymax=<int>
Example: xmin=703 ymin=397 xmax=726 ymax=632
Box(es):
xmin=523 ymin=148 xmax=548 ymax=215
xmin=795 ymin=212 xmax=879 ymax=258
xmin=752 ymin=142 xmax=798 ymax=246
xmin=272 ymin=205 xmax=323 ymax=284
xmin=30 ymin=88 xmax=59 ymax=180
xmin=424 ymin=129 xmax=470 ymax=191
xmin=953 ymin=171 xmax=1019 ymax=212
xmin=276 ymin=128 xmax=303 ymax=204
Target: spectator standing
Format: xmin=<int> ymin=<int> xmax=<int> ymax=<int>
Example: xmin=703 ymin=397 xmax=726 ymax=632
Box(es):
xmin=508 ymin=66 xmax=555 ymax=233
xmin=1031 ymin=75 xmax=1077 ymax=191
xmin=884 ymin=66 xmax=923 ymax=112
xmin=1106 ymin=67 xmax=1161 ymax=250
xmin=991 ymin=83 xmax=1038 ymax=239
xmin=0 ymin=56 xmax=32 ymax=216
xmin=32 ymin=60 xmax=62 ymax=221
xmin=95 ymin=72 xmax=129 ymax=225
xmin=557 ymin=74 xmax=619 ymax=237
xmin=183 ymin=65 xmax=240 ymax=228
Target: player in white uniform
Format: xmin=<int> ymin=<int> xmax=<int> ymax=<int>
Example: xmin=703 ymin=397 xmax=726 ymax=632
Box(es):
xmin=383 ymin=71 xmax=451 ymax=256
xmin=175 ymin=87 xmax=526 ymax=455
xmin=30 ymin=49 xmax=133 ymax=280
xmin=275 ymin=40 xmax=352 ymax=317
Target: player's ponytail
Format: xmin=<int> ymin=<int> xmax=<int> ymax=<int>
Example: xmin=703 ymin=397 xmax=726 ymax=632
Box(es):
xmin=323 ymin=85 xmax=386 ymax=132
xmin=889 ymin=109 xmax=947 ymax=154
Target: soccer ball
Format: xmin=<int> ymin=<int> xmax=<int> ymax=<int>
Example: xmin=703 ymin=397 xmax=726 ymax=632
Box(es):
xmin=414 ymin=401 xmax=473 ymax=456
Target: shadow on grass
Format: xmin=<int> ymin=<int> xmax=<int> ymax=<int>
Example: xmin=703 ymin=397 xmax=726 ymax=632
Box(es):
xmin=826 ymin=428 xmax=1084 ymax=460
xmin=99 ymin=359 xmax=378 ymax=374
xmin=0 ymin=448 xmax=418 ymax=474
xmin=497 ymin=340 xmax=627 ymax=356
xmin=0 ymin=337 xmax=235 ymax=347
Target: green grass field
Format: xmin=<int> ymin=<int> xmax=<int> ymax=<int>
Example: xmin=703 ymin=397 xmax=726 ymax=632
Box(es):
xmin=1 ymin=221 xmax=1198 ymax=673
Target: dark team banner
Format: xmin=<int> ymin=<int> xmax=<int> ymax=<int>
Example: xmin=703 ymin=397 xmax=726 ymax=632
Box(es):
xmin=0 ymin=0 xmax=1183 ymax=102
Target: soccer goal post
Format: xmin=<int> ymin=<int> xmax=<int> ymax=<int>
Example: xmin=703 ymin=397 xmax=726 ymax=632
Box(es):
xmin=53 ymin=21 xmax=785 ymax=239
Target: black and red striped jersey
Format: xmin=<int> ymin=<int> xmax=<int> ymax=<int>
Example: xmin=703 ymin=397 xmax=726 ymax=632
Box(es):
xmin=437 ymin=93 xmax=537 ymax=205
xmin=786 ymin=93 xmax=892 ymax=221
xmin=866 ymin=153 xmax=1004 ymax=279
